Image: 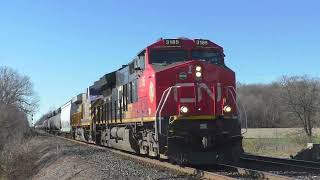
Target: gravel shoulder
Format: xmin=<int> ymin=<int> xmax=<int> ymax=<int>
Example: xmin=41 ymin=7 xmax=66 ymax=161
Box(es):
xmin=31 ymin=134 xmax=193 ymax=180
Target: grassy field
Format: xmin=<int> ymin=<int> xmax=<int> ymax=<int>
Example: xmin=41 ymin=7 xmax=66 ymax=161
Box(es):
xmin=243 ymin=132 xmax=320 ymax=158
xmin=242 ymin=128 xmax=320 ymax=138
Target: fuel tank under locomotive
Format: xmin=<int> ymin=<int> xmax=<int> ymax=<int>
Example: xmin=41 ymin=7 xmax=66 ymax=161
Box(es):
xmin=105 ymin=126 xmax=139 ymax=153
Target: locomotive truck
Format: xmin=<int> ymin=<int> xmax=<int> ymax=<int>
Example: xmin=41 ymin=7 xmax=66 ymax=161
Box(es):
xmin=40 ymin=38 xmax=244 ymax=165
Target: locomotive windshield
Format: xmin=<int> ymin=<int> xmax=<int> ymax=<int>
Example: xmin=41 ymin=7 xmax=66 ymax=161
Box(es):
xmin=150 ymin=50 xmax=188 ymax=64
xmin=191 ymin=50 xmax=224 ymax=65
xmin=150 ymin=49 xmax=224 ymax=65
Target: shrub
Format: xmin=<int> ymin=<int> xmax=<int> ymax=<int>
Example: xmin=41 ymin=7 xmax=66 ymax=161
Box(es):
xmin=0 ymin=104 xmax=30 ymax=150
xmin=0 ymin=137 xmax=38 ymax=179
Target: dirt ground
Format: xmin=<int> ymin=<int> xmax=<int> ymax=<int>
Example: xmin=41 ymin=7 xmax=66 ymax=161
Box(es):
xmin=3 ymin=133 xmax=193 ymax=180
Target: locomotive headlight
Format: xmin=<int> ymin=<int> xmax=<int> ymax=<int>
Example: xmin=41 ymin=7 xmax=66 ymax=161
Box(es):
xmin=180 ymin=106 xmax=189 ymax=113
xmin=195 ymin=66 xmax=202 ymax=71
xmin=195 ymin=72 xmax=202 ymax=78
xmin=223 ymin=105 xmax=232 ymax=113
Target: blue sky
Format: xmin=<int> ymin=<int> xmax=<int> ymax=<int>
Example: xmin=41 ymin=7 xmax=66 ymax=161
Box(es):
xmin=1 ymin=0 xmax=319 ymax=120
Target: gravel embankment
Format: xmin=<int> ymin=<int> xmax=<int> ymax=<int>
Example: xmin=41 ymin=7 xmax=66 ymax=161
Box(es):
xmin=31 ymin=134 xmax=194 ymax=180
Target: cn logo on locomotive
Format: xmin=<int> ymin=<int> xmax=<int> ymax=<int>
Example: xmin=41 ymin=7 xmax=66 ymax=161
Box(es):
xmin=179 ymin=72 xmax=187 ymax=80
xmin=173 ymin=82 xmax=218 ymax=103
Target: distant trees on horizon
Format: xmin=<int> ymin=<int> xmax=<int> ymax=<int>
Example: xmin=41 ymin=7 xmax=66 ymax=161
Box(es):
xmin=237 ymin=75 xmax=320 ymax=139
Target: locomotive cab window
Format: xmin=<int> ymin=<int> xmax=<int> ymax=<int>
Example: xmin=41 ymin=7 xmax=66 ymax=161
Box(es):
xmin=135 ymin=58 xmax=145 ymax=71
xmin=137 ymin=53 xmax=145 ymax=70
xmin=129 ymin=62 xmax=135 ymax=74
xmin=129 ymin=80 xmax=138 ymax=103
xmin=129 ymin=57 xmax=145 ymax=74
xmin=150 ymin=50 xmax=188 ymax=65
xmin=191 ymin=50 xmax=224 ymax=65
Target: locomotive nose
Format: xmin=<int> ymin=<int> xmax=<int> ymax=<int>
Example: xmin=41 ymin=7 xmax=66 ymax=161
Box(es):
xmin=172 ymin=62 xmax=216 ymax=116
xmin=176 ymin=61 xmax=204 ymax=82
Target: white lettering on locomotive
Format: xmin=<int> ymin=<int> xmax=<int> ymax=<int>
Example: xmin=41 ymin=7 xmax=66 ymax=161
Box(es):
xmin=173 ymin=83 xmax=216 ymax=103
xmin=149 ymin=81 xmax=154 ymax=103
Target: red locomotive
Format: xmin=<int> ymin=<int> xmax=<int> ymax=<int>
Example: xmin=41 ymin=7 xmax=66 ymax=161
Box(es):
xmin=42 ymin=37 xmax=243 ymax=165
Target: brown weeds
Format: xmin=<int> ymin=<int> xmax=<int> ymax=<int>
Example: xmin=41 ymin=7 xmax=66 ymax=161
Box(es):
xmin=0 ymin=132 xmax=39 ymax=180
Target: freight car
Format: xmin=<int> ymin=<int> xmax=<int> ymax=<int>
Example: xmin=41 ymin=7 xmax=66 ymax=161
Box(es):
xmin=38 ymin=37 xmax=244 ymax=165
xmin=39 ymin=97 xmax=83 ymax=136
xmin=68 ymin=38 xmax=243 ymax=165
xmin=46 ymin=109 xmax=61 ymax=134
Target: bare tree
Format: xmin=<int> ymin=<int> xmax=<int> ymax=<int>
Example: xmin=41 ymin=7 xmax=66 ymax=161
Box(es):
xmin=0 ymin=66 xmax=39 ymax=114
xmin=237 ymin=83 xmax=286 ymax=128
xmin=0 ymin=66 xmax=38 ymax=149
xmin=279 ymin=75 xmax=320 ymax=140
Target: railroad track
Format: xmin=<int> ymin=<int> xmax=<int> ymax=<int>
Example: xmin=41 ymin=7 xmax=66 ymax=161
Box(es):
xmin=54 ymin=135 xmax=233 ymax=180
xmin=203 ymin=164 xmax=294 ymax=180
xmin=53 ymin=136 xmax=295 ymax=179
xmin=240 ymin=153 xmax=320 ymax=173
xmin=39 ymin=131 xmax=308 ymax=179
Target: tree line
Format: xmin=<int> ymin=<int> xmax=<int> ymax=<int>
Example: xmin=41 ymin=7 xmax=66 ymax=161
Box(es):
xmin=237 ymin=75 xmax=320 ymax=138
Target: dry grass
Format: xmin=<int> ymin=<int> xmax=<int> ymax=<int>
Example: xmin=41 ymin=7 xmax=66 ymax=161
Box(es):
xmin=243 ymin=134 xmax=320 ymax=158
xmin=242 ymin=128 xmax=320 ymax=158
xmin=0 ymin=128 xmax=65 ymax=180
xmin=0 ymin=103 xmax=37 ymax=179
xmin=0 ymin=134 xmax=39 ymax=180
xmin=243 ymin=128 xmax=320 ymax=138
xmin=0 ymin=104 xmax=30 ymax=150
xmin=243 ymin=138 xmax=303 ymax=158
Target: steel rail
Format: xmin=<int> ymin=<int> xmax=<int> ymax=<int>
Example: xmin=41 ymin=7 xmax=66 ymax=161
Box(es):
xmin=240 ymin=153 xmax=320 ymax=172
xmin=214 ymin=164 xmax=294 ymax=180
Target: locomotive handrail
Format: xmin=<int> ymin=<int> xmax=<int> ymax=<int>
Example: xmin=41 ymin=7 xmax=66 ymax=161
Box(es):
xmin=226 ymin=86 xmax=248 ymax=134
xmin=154 ymin=85 xmax=181 ymax=143
xmin=158 ymin=86 xmax=181 ymax=135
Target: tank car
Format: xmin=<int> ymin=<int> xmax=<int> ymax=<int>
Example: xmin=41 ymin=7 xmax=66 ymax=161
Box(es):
xmin=72 ymin=38 xmax=243 ymax=165
xmin=41 ymin=119 xmax=49 ymax=131
xmin=47 ymin=109 xmax=61 ymax=133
